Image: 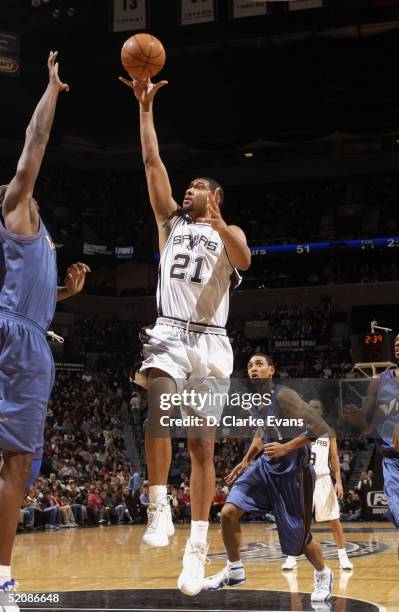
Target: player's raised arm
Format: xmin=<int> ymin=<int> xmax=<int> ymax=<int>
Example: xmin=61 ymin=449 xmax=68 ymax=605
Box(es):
xmin=119 ymin=77 xmax=179 ymax=246
xmin=2 ymin=52 xmax=69 ymax=236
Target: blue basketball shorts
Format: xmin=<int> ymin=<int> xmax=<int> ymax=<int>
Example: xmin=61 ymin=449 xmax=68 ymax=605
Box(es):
xmin=0 ymin=312 xmax=55 ymax=460
xmin=383 ymin=456 xmax=399 ymax=528
xmin=227 ymin=457 xmax=315 ymax=556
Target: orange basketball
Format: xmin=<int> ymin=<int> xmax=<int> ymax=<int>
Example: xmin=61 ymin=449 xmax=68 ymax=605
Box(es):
xmin=121 ymin=33 xmax=166 ymax=81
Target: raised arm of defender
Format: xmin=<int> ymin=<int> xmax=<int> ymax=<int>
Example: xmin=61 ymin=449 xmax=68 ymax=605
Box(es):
xmin=2 ymin=52 xmax=69 ymax=236
xmin=119 ymin=77 xmax=179 ymax=251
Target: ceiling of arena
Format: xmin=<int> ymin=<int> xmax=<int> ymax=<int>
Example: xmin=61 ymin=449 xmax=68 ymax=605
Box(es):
xmin=1 ymin=0 xmax=399 ymax=160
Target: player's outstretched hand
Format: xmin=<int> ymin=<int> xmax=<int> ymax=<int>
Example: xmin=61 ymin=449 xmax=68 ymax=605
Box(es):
xmin=225 ymin=460 xmax=248 ymax=486
xmin=48 ymin=51 xmax=69 ymax=92
xmin=119 ymin=77 xmax=168 ymax=107
xmin=197 ymin=189 xmax=227 ymax=233
xmin=65 ymin=262 xmax=91 ymax=295
xmin=263 ymin=442 xmax=289 ymax=459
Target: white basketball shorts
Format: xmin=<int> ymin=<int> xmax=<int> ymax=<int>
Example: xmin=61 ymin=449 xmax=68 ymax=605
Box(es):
xmin=134 ymin=317 xmax=233 ymax=419
xmin=313 ymin=474 xmax=340 ymax=522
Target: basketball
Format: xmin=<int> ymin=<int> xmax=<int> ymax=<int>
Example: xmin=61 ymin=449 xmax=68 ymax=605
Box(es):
xmin=121 ymin=33 xmax=166 ymax=81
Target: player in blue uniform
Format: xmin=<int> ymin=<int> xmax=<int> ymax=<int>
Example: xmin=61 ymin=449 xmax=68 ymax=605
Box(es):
xmin=203 ymin=353 xmax=333 ymax=602
xmin=0 ymin=52 xmax=90 ymax=604
xmin=345 ymin=335 xmax=399 ymax=557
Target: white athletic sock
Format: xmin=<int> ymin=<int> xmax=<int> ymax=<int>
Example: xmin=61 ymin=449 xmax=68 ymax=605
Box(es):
xmin=227 ymin=559 xmax=243 ymax=571
xmin=337 ymin=548 xmax=347 ymax=557
xmin=149 ymin=485 xmax=167 ymax=505
xmin=189 ymin=520 xmax=209 ymax=545
xmin=316 ymin=566 xmax=329 ymax=575
xmin=0 ymin=565 xmax=11 ymax=582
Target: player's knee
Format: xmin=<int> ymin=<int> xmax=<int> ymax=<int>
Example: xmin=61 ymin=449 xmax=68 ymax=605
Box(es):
xmin=221 ymin=503 xmax=239 ymax=524
xmin=188 ymin=437 xmax=214 ymax=465
xmin=2 ymin=451 xmax=33 ymax=486
xmin=147 ymin=369 xmax=176 ymax=414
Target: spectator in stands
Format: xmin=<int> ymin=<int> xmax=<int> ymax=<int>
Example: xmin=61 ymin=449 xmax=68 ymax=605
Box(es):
xmin=50 ymin=487 xmax=78 ymax=527
xmin=128 ymin=468 xmax=142 ymax=495
xmin=114 ymin=486 xmax=134 ymax=525
xmin=340 ymin=490 xmax=362 ymax=522
xmin=37 ymin=488 xmax=62 ymax=529
xmin=170 ymin=487 xmax=183 ymax=523
xmin=355 ymin=471 xmax=368 ymax=492
xmin=210 ymin=485 xmax=227 ymax=522
xmin=87 ymin=486 xmax=106 ymax=524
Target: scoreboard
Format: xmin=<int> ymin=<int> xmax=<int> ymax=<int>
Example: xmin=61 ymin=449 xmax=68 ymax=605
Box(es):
xmin=351 ymin=332 xmax=395 ymax=363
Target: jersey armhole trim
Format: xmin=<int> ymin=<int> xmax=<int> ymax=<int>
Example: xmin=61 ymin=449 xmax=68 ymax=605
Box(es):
xmin=160 ymin=215 xmax=182 ymax=257
xmin=0 ymin=218 xmax=43 ymax=243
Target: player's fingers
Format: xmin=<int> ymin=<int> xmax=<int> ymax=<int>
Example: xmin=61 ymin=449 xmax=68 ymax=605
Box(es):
xmin=152 ymin=80 xmax=168 ymax=93
xmin=208 ymin=195 xmax=219 ymax=215
xmin=75 ymin=262 xmax=91 ymax=272
xmin=119 ymin=76 xmax=133 ymax=88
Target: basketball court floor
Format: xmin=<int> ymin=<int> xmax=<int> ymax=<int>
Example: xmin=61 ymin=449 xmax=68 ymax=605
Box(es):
xmin=11 ymin=521 xmax=399 ymax=612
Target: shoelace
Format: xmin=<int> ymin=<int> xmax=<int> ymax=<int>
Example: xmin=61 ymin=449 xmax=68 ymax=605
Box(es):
xmin=183 ymin=542 xmax=210 ymax=568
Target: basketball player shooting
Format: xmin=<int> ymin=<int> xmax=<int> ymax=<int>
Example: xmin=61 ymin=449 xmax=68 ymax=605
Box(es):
xmin=120 ymin=75 xmax=251 ymax=596
xmin=0 ymin=52 xmax=90 ymax=604
xmin=203 ymin=353 xmax=333 ymax=602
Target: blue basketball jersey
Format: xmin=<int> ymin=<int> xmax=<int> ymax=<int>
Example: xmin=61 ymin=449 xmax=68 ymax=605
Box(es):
xmin=374 ymin=369 xmax=399 ymax=458
xmin=0 ymin=215 xmax=57 ymax=330
xmin=251 ymin=385 xmax=311 ymax=476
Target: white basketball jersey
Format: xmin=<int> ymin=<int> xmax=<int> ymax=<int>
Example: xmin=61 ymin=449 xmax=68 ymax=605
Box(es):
xmin=311 ymin=437 xmax=330 ymax=477
xmin=157 ymin=216 xmax=240 ymax=327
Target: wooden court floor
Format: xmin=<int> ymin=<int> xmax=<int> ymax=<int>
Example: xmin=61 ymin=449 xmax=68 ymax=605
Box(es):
xmin=12 ymin=522 xmax=399 ymax=611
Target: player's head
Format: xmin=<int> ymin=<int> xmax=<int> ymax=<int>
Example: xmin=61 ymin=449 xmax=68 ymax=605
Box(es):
xmin=395 ymin=334 xmax=399 ymax=361
xmin=308 ymin=399 xmax=324 ymax=416
xmin=182 ymin=177 xmax=224 ymax=217
xmin=247 ymin=353 xmax=275 ymax=384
